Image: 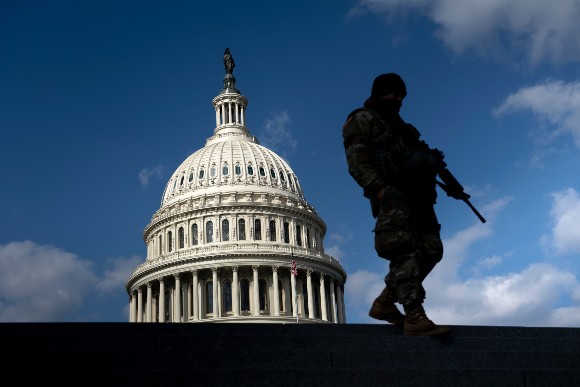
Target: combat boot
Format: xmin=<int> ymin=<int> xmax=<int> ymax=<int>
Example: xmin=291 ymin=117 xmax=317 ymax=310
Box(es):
xmin=403 ymin=303 xmax=451 ymax=337
xmin=368 ymin=286 xmax=405 ymax=326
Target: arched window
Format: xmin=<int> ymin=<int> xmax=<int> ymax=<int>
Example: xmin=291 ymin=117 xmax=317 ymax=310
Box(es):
xmin=198 ymin=169 xmax=205 ymax=179
xmin=180 ymin=176 xmax=184 ymax=187
xmin=158 ymin=235 xmax=163 ymax=255
xmin=222 ymin=219 xmax=229 ymax=241
xmin=222 ymin=164 xmax=229 ymax=176
xmin=206 ymin=221 xmax=213 ymax=243
xmin=188 ymin=172 xmax=194 ymax=182
xmin=240 ymin=279 xmax=250 ymax=312
xmin=222 ymin=279 xmax=232 ymax=313
xmin=191 ymin=224 xmax=198 ymax=246
xmin=206 ymin=281 xmax=213 ymax=314
xmin=306 ymin=228 xmax=311 ymax=248
xmin=210 ymin=165 xmax=216 ymax=178
xmin=269 ymin=220 xmax=276 ymax=241
xmin=283 ymin=222 xmax=290 ymax=243
xmin=279 ymin=170 xmax=285 ymax=182
xmin=296 ymin=225 xmax=302 ymax=246
xmin=235 ymin=164 xmax=242 ymax=176
xmin=167 ymin=231 xmax=173 ymax=252
xmin=247 ymin=164 xmax=254 ymax=176
xmin=259 ymin=278 xmax=268 ymax=312
xmin=270 ymin=168 xmax=276 ymax=179
xmin=178 ymin=227 xmax=185 ymax=249
xmin=238 ymin=219 xmax=246 ymax=240
xmin=259 ymin=166 xmax=266 ymax=177
xmin=254 ymin=219 xmax=261 ymax=240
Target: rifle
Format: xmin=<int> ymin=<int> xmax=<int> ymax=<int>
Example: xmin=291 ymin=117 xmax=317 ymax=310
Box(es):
xmin=436 ymin=166 xmax=486 ymax=224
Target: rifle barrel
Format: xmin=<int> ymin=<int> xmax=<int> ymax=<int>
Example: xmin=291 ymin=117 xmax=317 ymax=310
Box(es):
xmin=464 ymin=198 xmax=486 ymax=223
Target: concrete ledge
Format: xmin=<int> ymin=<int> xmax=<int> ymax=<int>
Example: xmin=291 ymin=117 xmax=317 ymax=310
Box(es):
xmin=3 ymin=323 xmax=579 ymax=386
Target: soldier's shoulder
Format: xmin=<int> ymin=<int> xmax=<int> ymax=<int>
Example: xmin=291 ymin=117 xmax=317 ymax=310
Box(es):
xmin=348 ymin=108 xmax=374 ymax=120
xmin=344 ymin=108 xmax=375 ymax=128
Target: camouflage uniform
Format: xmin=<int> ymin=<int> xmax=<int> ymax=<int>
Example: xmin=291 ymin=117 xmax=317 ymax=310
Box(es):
xmin=342 ymin=107 xmax=443 ymax=306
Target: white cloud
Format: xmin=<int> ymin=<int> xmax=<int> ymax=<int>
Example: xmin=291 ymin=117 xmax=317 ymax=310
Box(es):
xmin=97 ymin=255 xmax=143 ymax=294
xmin=426 ymin=263 xmax=580 ymax=327
xmin=353 ymin=0 xmax=580 ymax=66
xmin=0 ymin=241 xmax=142 ymax=322
xmin=344 ymin=270 xmax=386 ymax=322
xmin=259 ymin=111 xmax=297 ymax=158
xmin=138 ymin=165 xmax=166 ymax=188
xmin=494 ymin=80 xmax=580 ymax=150
xmin=324 ymin=233 xmax=351 ymax=262
xmin=0 ymin=241 xmax=97 ymax=322
xmin=541 ymin=188 xmax=580 ymax=256
xmin=471 ymin=254 xmax=503 ymax=276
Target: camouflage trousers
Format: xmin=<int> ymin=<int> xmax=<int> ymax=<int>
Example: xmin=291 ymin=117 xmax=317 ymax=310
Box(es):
xmin=372 ymin=187 xmax=443 ymax=306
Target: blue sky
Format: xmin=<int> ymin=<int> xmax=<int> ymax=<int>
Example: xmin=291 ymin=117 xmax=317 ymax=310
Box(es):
xmin=1 ymin=0 xmax=580 ymax=326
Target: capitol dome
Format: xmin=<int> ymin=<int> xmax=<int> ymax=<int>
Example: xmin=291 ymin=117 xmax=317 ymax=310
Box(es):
xmin=126 ymin=50 xmax=347 ymax=323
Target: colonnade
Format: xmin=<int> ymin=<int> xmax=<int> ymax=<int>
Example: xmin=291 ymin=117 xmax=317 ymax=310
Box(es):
xmin=129 ymin=264 xmax=346 ymax=324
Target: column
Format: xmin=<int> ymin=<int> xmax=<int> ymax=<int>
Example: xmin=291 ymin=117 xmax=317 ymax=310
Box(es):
xmin=146 ymin=283 xmax=152 ymax=323
xmin=137 ymin=287 xmax=143 ymax=323
xmin=329 ymin=277 xmax=337 ymax=323
xmin=212 ymin=268 xmax=218 ymax=319
xmin=272 ymin=266 xmax=280 ymax=316
xmin=232 ymin=266 xmax=239 ymax=316
xmin=129 ymin=293 xmax=136 ymax=323
xmin=290 ymin=269 xmax=297 ymax=317
xmin=152 ymin=293 xmax=158 ymax=323
xmin=192 ymin=270 xmax=199 ymax=321
xmin=306 ymin=270 xmax=314 ymax=319
xmin=252 ymin=265 xmax=260 ymax=316
xmin=187 ymin=279 xmax=192 ymax=321
xmin=320 ymin=273 xmax=328 ymax=321
xmin=174 ymin=274 xmax=181 ymax=322
xmin=159 ymin=278 xmax=165 ymax=323
xmin=336 ymin=281 xmax=345 ymax=324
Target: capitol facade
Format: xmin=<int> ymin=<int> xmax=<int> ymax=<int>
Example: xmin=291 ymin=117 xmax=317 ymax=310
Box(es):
xmin=126 ymin=51 xmax=347 ymax=323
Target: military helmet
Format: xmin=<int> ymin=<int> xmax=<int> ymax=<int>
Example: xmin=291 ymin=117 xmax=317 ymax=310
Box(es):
xmin=371 ymin=73 xmax=407 ymax=99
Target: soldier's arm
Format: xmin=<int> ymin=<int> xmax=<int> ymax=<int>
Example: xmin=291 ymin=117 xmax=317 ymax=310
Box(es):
xmin=342 ymin=112 xmax=386 ymax=198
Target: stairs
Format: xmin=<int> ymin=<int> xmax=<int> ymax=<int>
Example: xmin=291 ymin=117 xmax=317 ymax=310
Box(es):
xmin=3 ymin=323 xmax=579 ymax=386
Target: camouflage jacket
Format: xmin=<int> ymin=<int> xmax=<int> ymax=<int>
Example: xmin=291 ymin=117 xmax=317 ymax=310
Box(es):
xmin=342 ymin=107 xmax=438 ymax=215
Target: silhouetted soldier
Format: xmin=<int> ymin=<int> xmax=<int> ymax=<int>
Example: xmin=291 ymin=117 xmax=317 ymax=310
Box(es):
xmin=342 ymin=73 xmax=451 ymax=337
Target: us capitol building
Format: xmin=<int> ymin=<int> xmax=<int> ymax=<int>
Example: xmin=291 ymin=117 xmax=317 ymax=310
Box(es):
xmin=126 ymin=50 xmax=347 ymax=323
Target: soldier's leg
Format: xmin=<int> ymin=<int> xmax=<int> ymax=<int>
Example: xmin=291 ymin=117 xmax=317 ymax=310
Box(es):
xmin=396 ymin=235 xmax=449 ymax=336
xmin=388 ymin=250 xmax=425 ymax=305
xmin=417 ymin=232 xmax=443 ymax=283
xmin=369 ymin=216 xmax=414 ymax=325
xmin=415 ymin=206 xmax=443 ymax=282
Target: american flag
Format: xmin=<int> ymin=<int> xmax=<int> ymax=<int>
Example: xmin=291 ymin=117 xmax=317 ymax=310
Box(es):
xmin=291 ymin=259 xmax=297 ymax=276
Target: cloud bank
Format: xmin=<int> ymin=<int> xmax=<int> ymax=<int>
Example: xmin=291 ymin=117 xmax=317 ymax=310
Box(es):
xmin=353 ymin=0 xmax=580 ymax=66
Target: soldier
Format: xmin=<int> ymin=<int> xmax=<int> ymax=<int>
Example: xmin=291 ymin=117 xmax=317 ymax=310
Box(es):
xmin=342 ymin=73 xmax=450 ymax=336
